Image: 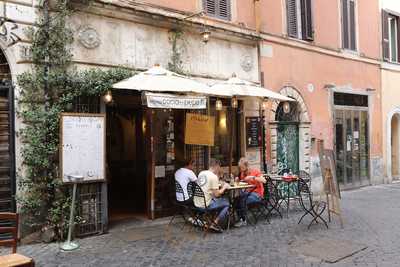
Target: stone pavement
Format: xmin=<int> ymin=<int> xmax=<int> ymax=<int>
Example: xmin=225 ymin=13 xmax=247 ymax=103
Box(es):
xmin=3 ymin=182 xmax=400 ymax=266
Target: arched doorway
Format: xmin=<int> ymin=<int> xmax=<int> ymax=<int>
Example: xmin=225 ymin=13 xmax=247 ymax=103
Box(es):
xmin=269 ymin=87 xmax=311 ymax=174
xmin=391 ymin=114 xmax=400 ymax=178
xmin=0 ymin=48 xmax=15 ymax=212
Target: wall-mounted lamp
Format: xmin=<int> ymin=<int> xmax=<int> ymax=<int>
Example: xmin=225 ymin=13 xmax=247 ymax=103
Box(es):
xmin=103 ymin=90 xmax=113 ymax=104
xmin=216 ymin=99 xmax=223 ymax=111
xmin=231 ymin=97 xmax=238 ymax=108
xmin=261 ymin=99 xmax=268 ymax=110
xmin=201 ymin=28 xmax=211 ymax=43
xmin=366 ymin=88 xmax=376 ymax=92
xmin=283 ymin=102 xmax=291 ymax=114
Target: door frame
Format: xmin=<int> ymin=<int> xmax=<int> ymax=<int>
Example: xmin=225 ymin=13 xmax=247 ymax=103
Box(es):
xmin=330 ymin=88 xmax=372 ymax=189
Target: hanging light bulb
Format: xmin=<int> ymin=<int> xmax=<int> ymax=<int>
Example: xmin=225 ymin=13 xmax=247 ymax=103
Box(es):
xmin=103 ymin=90 xmax=113 ymax=104
xmin=215 ymin=99 xmax=223 ymax=111
xmin=231 ymin=97 xmax=238 ymax=109
xmin=283 ymin=101 xmax=291 ymax=114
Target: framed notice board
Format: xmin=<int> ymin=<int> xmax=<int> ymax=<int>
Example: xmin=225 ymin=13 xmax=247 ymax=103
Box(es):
xmin=246 ymin=117 xmax=262 ymax=148
xmin=185 ymin=113 xmax=215 ymax=146
xmin=60 ymin=113 xmax=106 ymax=183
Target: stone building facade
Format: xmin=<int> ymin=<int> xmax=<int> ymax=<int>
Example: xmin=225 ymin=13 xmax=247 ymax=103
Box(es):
xmin=0 ymin=0 xmax=389 ymax=226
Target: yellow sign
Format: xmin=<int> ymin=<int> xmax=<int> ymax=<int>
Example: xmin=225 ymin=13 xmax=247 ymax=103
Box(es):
xmin=185 ymin=113 xmax=215 ymax=146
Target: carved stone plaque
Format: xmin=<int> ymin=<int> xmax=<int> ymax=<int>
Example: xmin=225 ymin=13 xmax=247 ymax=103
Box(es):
xmin=77 ymin=25 xmax=100 ymax=49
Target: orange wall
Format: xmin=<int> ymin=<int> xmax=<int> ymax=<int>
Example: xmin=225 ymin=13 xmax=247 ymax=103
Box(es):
xmin=142 ymin=0 xmax=199 ymax=13
xmin=261 ymin=42 xmax=382 ymax=156
xmin=259 ymin=0 xmax=380 ymax=59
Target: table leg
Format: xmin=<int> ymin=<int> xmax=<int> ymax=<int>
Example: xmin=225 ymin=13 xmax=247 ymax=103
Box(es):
xmin=287 ymin=182 xmax=290 ymax=218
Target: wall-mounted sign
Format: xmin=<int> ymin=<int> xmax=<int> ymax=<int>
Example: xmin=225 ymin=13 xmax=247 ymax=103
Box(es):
xmin=246 ymin=116 xmax=262 ymax=148
xmin=185 ymin=113 xmax=215 ymax=146
xmin=145 ymin=93 xmax=207 ymax=109
xmin=60 ymin=113 xmax=105 ymax=183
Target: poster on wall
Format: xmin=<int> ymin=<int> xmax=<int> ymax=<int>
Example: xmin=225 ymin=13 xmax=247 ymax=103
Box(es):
xmin=60 ymin=113 xmax=105 ymax=183
xmin=185 ymin=113 xmax=215 ymax=146
xmin=246 ymin=117 xmax=262 ymax=148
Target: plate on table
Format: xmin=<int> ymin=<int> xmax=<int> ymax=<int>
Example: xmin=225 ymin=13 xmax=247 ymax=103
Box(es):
xmin=238 ymin=182 xmax=248 ymax=186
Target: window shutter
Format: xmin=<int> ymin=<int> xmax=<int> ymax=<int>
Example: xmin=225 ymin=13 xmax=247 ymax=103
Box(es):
xmin=396 ymin=15 xmax=400 ymax=62
xmin=203 ymin=0 xmax=217 ymax=17
xmin=342 ymin=0 xmax=349 ymax=49
xmin=382 ymin=10 xmax=390 ymax=61
xmin=217 ymin=0 xmax=231 ymax=20
xmin=349 ymin=0 xmax=356 ymax=50
xmin=286 ymin=0 xmax=298 ymax=38
xmin=301 ymin=0 xmax=313 ymax=41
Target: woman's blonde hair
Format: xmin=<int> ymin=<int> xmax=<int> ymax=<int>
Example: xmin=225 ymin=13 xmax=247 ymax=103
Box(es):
xmin=238 ymin=157 xmax=249 ymax=169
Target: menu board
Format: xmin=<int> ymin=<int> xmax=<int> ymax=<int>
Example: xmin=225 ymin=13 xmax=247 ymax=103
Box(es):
xmin=246 ymin=117 xmax=262 ymax=148
xmin=185 ymin=113 xmax=215 ymax=146
xmin=60 ymin=113 xmax=105 ymax=183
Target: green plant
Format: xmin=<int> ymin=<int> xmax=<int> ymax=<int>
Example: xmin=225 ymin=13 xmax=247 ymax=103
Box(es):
xmin=168 ymin=29 xmax=187 ymax=74
xmin=17 ymin=0 xmax=132 ymax=240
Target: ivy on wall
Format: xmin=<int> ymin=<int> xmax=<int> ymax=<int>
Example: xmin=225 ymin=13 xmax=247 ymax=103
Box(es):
xmin=17 ymin=0 xmax=132 ymax=240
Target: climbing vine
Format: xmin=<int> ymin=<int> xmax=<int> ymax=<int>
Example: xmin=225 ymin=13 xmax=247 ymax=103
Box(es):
xmin=17 ymin=0 xmax=132 ymax=240
xmin=168 ymin=29 xmax=187 ymax=74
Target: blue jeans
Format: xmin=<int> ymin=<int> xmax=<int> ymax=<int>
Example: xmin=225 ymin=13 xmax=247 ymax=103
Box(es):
xmin=237 ymin=191 xmax=261 ymax=220
xmin=208 ymin=198 xmax=229 ymax=222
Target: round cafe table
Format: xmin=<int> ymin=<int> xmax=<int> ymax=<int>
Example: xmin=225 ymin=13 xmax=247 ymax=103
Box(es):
xmin=268 ymin=175 xmax=299 ymax=217
xmin=223 ymin=182 xmax=255 ymax=230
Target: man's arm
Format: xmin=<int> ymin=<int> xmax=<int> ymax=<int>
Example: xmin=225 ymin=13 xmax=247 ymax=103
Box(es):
xmin=211 ymin=183 xmax=229 ymax=198
xmin=189 ymin=171 xmax=197 ymax=182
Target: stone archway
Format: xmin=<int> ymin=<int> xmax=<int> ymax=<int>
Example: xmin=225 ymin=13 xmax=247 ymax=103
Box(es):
xmin=386 ymin=108 xmax=400 ymax=181
xmin=269 ymin=86 xmax=311 ymax=173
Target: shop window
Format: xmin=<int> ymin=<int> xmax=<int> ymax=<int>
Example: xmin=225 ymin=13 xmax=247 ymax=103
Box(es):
xmin=286 ymin=0 xmax=313 ymax=41
xmin=210 ymin=98 xmax=241 ymax=166
xmin=342 ymin=0 xmax=357 ymax=51
xmin=203 ymin=0 xmax=231 ymax=21
xmin=383 ymin=10 xmax=400 ymax=63
xmin=334 ymin=92 xmax=368 ymax=107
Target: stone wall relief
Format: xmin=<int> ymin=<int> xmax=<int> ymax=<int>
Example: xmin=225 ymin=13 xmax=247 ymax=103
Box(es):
xmin=77 ymin=25 xmax=101 ymax=49
xmin=0 ymin=18 xmax=22 ymax=47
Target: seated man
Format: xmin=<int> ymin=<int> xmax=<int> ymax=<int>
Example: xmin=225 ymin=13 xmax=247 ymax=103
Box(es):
xmin=174 ymin=158 xmax=197 ymax=203
xmin=235 ymin=157 xmax=266 ymax=226
xmin=194 ymin=159 xmax=230 ymax=232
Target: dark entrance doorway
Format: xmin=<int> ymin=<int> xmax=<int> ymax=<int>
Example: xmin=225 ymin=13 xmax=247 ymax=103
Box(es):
xmin=0 ymin=49 xmax=15 ymax=213
xmin=106 ymin=92 xmax=148 ymax=223
xmin=334 ymin=92 xmax=370 ymax=189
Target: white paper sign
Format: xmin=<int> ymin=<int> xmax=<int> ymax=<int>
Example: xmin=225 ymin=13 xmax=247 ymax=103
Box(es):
xmin=61 ymin=114 xmax=105 ymax=183
xmin=155 ymin=165 xmax=166 ymax=178
xmin=145 ymin=93 xmax=207 ymax=109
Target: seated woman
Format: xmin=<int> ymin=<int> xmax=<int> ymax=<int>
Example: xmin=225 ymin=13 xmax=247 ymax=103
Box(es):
xmin=235 ymin=157 xmax=266 ymax=227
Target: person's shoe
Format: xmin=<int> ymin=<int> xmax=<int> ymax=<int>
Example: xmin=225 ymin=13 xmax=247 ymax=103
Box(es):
xmin=209 ymin=224 xmax=223 ymax=233
xmin=234 ymin=219 xmax=247 ymax=228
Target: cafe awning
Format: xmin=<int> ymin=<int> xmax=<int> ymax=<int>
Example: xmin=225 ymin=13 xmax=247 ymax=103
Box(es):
xmin=112 ymin=65 xmax=231 ymax=97
xmin=210 ymin=75 xmax=294 ymax=102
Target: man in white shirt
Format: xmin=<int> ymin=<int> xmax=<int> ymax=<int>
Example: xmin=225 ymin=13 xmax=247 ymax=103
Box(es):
xmin=175 ymin=158 xmax=197 ymax=202
xmin=194 ymin=159 xmax=229 ymax=232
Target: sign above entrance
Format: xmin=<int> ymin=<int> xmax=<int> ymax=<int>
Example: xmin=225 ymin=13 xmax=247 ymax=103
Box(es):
xmin=185 ymin=113 xmax=215 ymax=146
xmin=60 ymin=113 xmax=105 ymax=183
xmin=145 ymin=93 xmax=207 ymax=109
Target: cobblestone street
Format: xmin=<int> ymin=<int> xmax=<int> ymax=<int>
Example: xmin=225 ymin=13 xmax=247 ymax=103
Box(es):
xmin=4 ymin=182 xmax=400 ymax=267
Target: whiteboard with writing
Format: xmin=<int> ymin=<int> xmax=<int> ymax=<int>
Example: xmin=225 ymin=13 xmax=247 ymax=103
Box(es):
xmin=61 ymin=113 xmax=105 ymax=183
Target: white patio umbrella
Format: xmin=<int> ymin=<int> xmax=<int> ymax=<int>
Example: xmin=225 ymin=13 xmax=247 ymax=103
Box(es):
xmin=210 ymin=75 xmax=294 ymax=174
xmin=113 ymin=65 xmax=231 ymax=97
xmin=210 ymin=75 xmax=294 ymax=101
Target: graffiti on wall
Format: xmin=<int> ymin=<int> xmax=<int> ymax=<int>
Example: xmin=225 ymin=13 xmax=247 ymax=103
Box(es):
xmin=0 ymin=17 xmax=22 ymax=47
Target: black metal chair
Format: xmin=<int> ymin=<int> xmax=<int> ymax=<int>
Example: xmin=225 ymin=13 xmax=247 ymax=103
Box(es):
xmin=297 ymin=177 xmax=328 ymax=229
xmin=262 ymin=176 xmax=283 ymax=219
xmin=243 ymin=187 xmax=269 ymax=225
xmin=298 ymin=170 xmax=311 ymax=188
xmin=190 ymin=182 xmax=225 ymax=233
xmin=169 ymin=181 xmax=192 ymax=227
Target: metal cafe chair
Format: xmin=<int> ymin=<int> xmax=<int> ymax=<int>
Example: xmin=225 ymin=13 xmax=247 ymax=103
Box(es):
xmin=297 ymin=177 xmax=329 ymax=229
xmin=240 ymin=187 xmax=269 ymax=225
xmin=169 ymin=181 xmax=192 ymax=228
xmin=262 ymin=176 xmax=283 ymax=219
xmin=0 ymin=212 xmax=35 ymax=266
xmin=298 ymin=170 xmax=312 ymax=189
xmin=190 ymin=182 xmax=225 ymax=233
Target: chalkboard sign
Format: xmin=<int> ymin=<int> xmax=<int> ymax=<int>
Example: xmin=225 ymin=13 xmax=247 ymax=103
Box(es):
xmin=60 ymin=113 xmax=106 ymax=183
xmin=246 ymin=117 xmax=262 ymax=148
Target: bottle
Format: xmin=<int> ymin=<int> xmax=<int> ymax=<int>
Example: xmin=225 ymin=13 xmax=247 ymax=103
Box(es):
xmin=230 ymin=174 xmax=235 ymax=186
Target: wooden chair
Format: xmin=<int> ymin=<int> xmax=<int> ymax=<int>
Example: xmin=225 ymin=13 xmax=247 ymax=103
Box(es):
xmin=0 ymin=213 xmax=34 ymax=267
